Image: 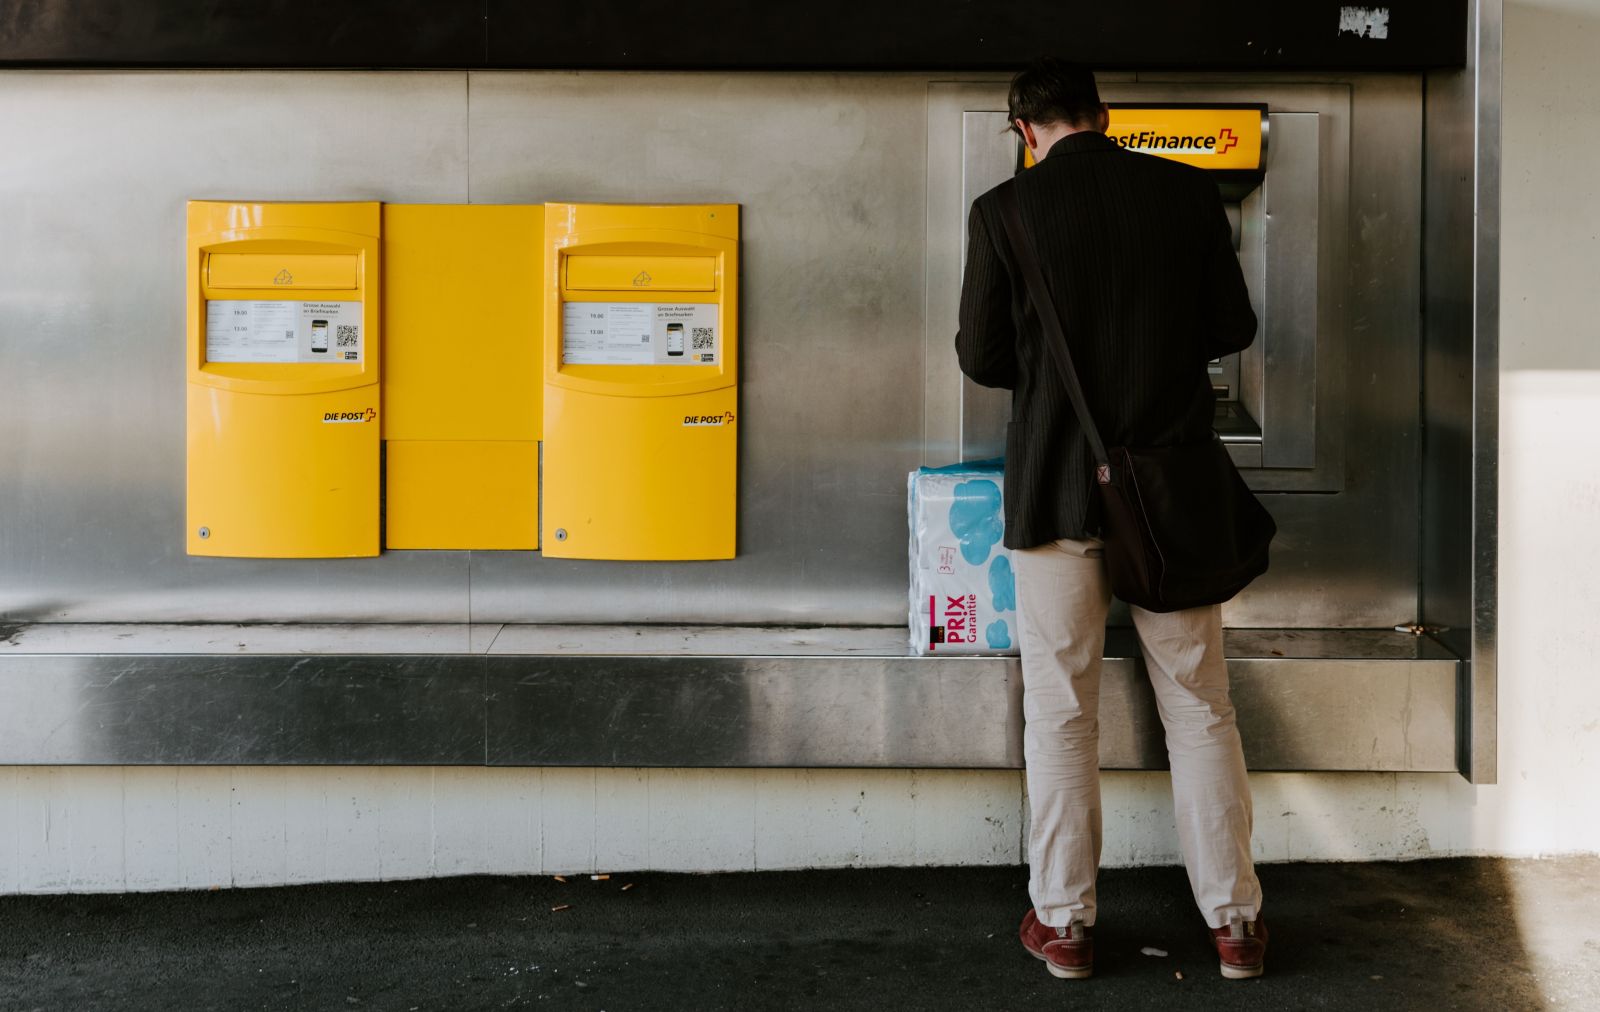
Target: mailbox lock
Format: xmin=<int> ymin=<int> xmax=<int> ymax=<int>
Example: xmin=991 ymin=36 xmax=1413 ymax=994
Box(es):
xmin=197 ymin=527 xmax=210 ymax=540
xmin=555 ymin=528 xmax=568 ymax=542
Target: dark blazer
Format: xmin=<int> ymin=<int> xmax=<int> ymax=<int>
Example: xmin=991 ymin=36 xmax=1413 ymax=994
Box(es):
xmin=955 ymin=130 xmax=1258 ymax=550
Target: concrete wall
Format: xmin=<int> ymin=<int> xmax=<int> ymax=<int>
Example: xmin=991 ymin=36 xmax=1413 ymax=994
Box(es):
xmin=4 ymin=0 xmax=1600 ymax=893
xmin=0 ymin=768 xmax=1461 ymax=892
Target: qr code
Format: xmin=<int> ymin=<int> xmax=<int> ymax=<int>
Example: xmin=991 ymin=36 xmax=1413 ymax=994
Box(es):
xmin=335 ymin=325 xmax=359 ymax=348
xmin=691 ymin=327 xmax=714 ymax=350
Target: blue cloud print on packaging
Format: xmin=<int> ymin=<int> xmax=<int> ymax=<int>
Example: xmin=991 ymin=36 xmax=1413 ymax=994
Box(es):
xmin=948 ymin=479 xmax=1004 ymax=566
xmin=986 ymin=619 xmax=1012 ymax=650
xmin=988 ymin=555 xmax=1016 ymax=612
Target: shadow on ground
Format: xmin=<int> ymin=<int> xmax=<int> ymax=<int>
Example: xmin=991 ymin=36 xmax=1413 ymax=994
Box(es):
xmin=2 ymin=858 xmax=1593 ymax=1010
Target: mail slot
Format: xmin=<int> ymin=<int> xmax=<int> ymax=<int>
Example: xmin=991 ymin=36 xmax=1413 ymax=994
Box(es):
xmin=543 ymin=203 xmax=739 ymax=561
xmin=566 ymin=255 xmax=718 ymax=292
xmin=382 ymin=203 xmax=543 ymax=550
xmin=208 ymin=253 xmax=359 ymax=290
xmin=186 ymin=201 xmax=381 ymax=559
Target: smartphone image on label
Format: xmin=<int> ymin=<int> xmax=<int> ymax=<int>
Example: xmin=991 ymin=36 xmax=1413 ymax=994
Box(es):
xmin=667 ymin=322 xmax=684 ymax=357
xmin=310 ymin=319 xmax=329 ymax=354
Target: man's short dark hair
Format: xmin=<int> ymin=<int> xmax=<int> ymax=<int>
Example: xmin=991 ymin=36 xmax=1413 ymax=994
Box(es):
xmin=1007 ymin=59 xmax=1102 ymax=133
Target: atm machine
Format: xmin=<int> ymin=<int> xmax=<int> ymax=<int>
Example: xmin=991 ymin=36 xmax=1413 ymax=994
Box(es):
xmin=931 ymin=83 xmax=1370 ymax=612
xmin=924 ymin=80 xmax=1460 ymax=771
xmin=935 ymin=85 xmax=1348 ymax=496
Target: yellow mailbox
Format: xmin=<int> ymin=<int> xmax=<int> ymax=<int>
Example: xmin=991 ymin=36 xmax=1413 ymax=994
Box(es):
xmin=382 ymin=204 xmax=543 ymax=550
xmin=186 ymin=201 xmax=381 ymax=558
xmin=542 ymin=203 xmax=739 ymax=560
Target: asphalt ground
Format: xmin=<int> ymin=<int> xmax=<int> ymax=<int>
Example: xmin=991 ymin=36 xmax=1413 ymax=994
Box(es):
xmin=2 ymin=857 xmax=1597 ymax=1011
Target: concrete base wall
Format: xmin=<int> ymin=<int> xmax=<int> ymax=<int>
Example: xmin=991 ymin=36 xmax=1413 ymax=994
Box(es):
xmin=0 ymin=767 xmax=1532 ymax=894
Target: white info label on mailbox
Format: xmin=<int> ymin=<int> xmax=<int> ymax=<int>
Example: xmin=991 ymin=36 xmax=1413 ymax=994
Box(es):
xmin=205 ymin=300 xmax=364 ymax=364
xmin=561 ymin=302 xmax=719 ymax=366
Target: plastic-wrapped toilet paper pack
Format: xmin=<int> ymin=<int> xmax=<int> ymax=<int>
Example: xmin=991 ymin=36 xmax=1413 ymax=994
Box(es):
xmin=908 ymin=460 xmax=1020 ymax=656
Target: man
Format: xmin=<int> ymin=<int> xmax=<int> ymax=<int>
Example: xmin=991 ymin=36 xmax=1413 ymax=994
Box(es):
xmin=955 ymin=59 xmax=1267 ymax=981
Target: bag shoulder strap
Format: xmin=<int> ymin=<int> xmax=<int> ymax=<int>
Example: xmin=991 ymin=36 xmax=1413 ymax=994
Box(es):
xmin=994 ymin=179 xmax=1111 ymax=471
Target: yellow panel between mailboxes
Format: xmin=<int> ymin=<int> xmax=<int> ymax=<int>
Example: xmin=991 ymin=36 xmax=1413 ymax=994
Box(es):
xmin=384 ymin=441 xmax=539 ymax=550
xmin=566 ymin=255 xmax=717 ymax=292
xmin=208 ymin=253 xmax=358 ymax=290
xmin=381 ymin=204 xmax=542 ymax=443
xmin=381 ymin=203 xmax=542 ymax=551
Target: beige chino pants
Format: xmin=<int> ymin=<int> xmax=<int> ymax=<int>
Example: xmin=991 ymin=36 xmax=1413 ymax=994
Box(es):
xmin=1013 ymin=536 xmax=1262 ymax=930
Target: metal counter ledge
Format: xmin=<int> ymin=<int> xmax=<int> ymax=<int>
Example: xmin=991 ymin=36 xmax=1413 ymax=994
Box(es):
xmin=0 ymin=624 xmax=1459 ymax=772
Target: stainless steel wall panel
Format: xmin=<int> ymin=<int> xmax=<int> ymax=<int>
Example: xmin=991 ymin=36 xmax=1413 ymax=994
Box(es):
xmin=0 ymin=628 xmax=1456 ymax=770
xmin=1229 ymin=659 xmax=1458 ymax=771
xmin=0 ymin=70 xmax=941 ymax=626
xmin=1469 ymin=1 xmax=1502 ymax=786
xmin=957 ymin=110 xmax=1017 ymax=462
xmin=482 ymin=624 xmax=912 ymax=656
xmin=486 ymin=655 xmax=1027 ymax=768
xmin=0 ymin=71 xmax=473 ymax=623
xmin=925 ymin=83 xmax=1005 ymax=467
xmin=0 ymin=70 xmax=1444 ymax=647
xmin=0 ymin=66 xmax=1489 ymax=778
xmin=1422 ymin=0 xmax=1501 ymax=783
xmin=0 ymin=622 xmax=503 ymax=654
xmin=0 ymin=654 xmax=486 ymax=764
xmin=1258 ymin=112 xmax=1322 ymax=469
xmin=464 ymin=72 xmax=931 ymax=625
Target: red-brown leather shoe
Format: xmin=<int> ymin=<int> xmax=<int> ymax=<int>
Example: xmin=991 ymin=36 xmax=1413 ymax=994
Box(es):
xmin=1210 ymin=914 xmax=1268 ymax=979
xmin=1019 ymin=908 xmax=1093 ymax=979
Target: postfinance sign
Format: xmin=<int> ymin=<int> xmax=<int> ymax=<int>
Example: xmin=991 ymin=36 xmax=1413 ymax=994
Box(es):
xmin=1104 ymin=106 xmax=1265 ymax=173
